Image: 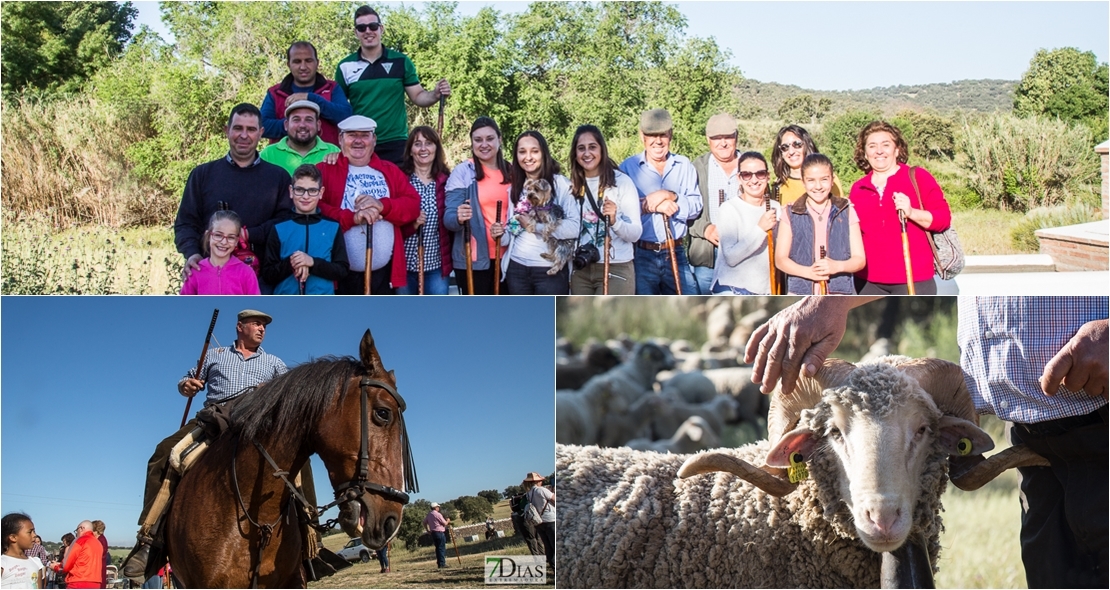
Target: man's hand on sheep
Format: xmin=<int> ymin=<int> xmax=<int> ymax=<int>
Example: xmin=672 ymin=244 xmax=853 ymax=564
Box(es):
xmin=744 ymin=296 xmax=882 ymax=395
xmin=1041 ymin=318 xmax=1108 ymax=399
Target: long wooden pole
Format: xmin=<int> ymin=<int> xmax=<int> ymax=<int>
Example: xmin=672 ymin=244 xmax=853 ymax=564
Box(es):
xmin=300 ymin=220 xmax=308 ymax=295
xmin=417 ymin=225 xmax=425 ymax=295
xmin=899 ymin=211 xmax=916 ymax=295
xmin=462 ymin=221 xmax=474 ymax=295
xmin=181 ymin=309 xmax=219 ymax=428
xmin=764 ymin=193 xmax=777 ymax=295
xmin=364 ymin=221 xmax=372 ymax=295
xmin=818 ymin=245 xmax=829 ymax=295
xmin=661 ymin=213 xmax=682 ymax=295
xmin=448 ymin=525 xmax=462 ymax=565
xmin=493 ymin=200 xmax=503 ymax=294
xmin=602 ymin=215 xmax=611 ymax=295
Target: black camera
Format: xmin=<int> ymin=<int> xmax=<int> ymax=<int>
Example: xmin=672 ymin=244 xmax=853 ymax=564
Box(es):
xmin=572 ymin=243 xmax=601 ymax=270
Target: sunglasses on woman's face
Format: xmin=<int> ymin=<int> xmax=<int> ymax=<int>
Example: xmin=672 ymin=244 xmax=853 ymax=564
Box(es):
xmin=355 ymin=22 xmax=382 ymax=33
xmin=779 ymin=141 xmax=805 ymax=153
xmin=739 ymin=170 xmax=770 ymax=181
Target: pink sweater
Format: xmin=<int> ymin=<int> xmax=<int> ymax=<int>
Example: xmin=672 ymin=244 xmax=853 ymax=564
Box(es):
xmin=180 ymin=257 xmax=261 ymax=295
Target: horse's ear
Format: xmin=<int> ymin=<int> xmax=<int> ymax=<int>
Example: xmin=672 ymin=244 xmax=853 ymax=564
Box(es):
xmin=359 ymin=329 xmax=385 ymax=374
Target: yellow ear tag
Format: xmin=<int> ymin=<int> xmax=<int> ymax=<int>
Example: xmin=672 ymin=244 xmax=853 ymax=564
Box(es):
xmin=956 ymin=437 xmax=973 ymax=456
xmin=787 ymin=452 xmax=809 ymax=484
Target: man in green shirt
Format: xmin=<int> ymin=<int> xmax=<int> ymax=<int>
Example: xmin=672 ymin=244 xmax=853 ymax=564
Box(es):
xmin=335 ymin=5 xmax=451 ymax=165
xmin=260 ymin=100 xmax=340 ymax=175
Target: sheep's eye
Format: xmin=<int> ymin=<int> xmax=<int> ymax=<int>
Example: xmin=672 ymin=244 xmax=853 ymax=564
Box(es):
xmin=914 ymin=425 xmax=928 ymax=440
xmin=827 ymin=426 xmax=842 ymax=439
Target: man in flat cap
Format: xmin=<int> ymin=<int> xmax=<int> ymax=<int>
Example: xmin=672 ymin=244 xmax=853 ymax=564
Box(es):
xmin=688 ymin=113 xmax=744 ymax=294
xmin=123 ymin=310 xmax=288 ymax=582
xmin=260 ymin=100 xmax=341 ymax=175
xmin=261 ymin=41 xmax=353 ymax=146
xmin=619 ymin=108 xmax=702 ymax=294
xmin=316 ymin=115 xmax=420 ymax=294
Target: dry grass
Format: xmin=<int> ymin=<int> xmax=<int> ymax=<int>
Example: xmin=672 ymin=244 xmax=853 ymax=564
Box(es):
xmin=951 ymin=209 xmax=1031 ymax=255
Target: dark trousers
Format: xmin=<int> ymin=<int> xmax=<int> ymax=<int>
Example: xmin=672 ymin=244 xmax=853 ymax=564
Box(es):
xmin=374 ymin=140 xmax=406 ymax=167
xmin=856 ymin=277 xmax=938 ymax=295
xmin=536 ymin=521 xmax=555 ymax=570
xmin=1010 ymin=406 xmax=1108 ymax=588
xmin=338 ymin=260 xmax=394 ymax=295
xmin=505 ymin=260 xmax=569 ymax=295
xmin=432 ymin=531 xmax=447 ymax=567
xmin=454 ymin=266 xmax=502 ymax=295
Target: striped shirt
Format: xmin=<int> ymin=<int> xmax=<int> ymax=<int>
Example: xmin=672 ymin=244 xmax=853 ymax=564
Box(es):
xmin=958 ymin=296 xmax=1108 ymax=423
xmin=184 ymin=344 xmax=288 ymax=407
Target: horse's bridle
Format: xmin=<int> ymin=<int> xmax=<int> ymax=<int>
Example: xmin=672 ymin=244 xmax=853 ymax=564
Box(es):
xmin=324 ymin=377 xmax=418 ymax=510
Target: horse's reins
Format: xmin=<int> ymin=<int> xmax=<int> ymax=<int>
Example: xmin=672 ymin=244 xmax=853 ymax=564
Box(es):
xmin=231 ymin=376 xmax=418 ymax=588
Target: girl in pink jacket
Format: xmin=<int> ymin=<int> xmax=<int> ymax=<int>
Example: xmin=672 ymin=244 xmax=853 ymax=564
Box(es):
xmin=180 ymin=211 xmax=261 ymax=295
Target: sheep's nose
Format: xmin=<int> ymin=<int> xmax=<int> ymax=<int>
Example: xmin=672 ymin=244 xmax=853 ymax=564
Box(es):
xmin=865 ymin=507 xmax=902 ymax=534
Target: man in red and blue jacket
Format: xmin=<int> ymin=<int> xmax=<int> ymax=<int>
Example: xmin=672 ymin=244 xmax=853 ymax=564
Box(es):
xmin=261 ymin=41 xmax=352 ymax=146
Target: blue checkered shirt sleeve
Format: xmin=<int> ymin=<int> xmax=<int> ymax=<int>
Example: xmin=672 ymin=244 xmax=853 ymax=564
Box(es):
xmin=958 ymin=296 xmax=1108 ymax=423
xmin=184 ymin=346 xmax=288 ymax=406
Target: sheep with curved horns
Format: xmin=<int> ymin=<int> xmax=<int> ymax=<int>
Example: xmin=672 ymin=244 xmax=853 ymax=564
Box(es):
xmin=555 ymin=356 xmax=1048 ymax=588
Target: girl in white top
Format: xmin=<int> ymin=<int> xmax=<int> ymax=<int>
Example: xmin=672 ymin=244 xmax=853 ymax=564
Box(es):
xmin=567 ymin=125 xmax=643 ymax=295
xmin=503 ymin=130 xmax=580 ymax=295
xmin=712 ymin=151 xmax=782 ymax=295
xmin=2 ymin=513 xmax=44 ymax=589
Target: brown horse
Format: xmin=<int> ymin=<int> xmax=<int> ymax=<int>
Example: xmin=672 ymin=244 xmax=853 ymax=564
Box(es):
xmin=161 ymin=329 xmax=417 ymax=588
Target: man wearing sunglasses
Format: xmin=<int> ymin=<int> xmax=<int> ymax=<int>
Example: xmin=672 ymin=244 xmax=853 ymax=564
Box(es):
xmin=336 ymin=5 xmax=451 ymax=166
xmin=260 ymin=41 xmax=352 ymax=146
xmin=689 ymin=113 xmax=744 ymax=295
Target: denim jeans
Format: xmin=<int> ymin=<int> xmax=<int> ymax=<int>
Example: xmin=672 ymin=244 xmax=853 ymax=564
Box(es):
xmin=710 ymin=281 xmax=757 ymax=295
xmin=686 ymin=263 xmax=715 ymax=295
xmin=505 ymin=261 xmax=570 ymax=295
xmin=394 ymin=269 xmax=450 ymax=295
xmin=634 ymin=244 xmax=696 ymax=295
xmin=376 ymin=544 xmax=389 ymax=568
xmin=432 ymin=531 xmax=447 ymax=567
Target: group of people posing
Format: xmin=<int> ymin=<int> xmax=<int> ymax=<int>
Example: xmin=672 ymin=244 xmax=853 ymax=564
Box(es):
xmin=173 ymin=4 xmax=953 ymax=296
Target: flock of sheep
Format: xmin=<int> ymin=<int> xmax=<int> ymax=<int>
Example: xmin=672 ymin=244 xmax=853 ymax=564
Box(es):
xmin=554 ymin=299 xmax=1047 ymax=589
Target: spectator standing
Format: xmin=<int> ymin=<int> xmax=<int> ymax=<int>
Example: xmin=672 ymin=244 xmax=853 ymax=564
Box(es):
xmin=688 ymin=113 xmax=743 ymax=294
xmin=260 ymin=100 xmax=341 ymax=175
xmin=3 ymin=513 xmax=45 ymax=589
xmin=443 ymin=117 xmax=512 ymax=295
xmin=336 ymin=5 xmax=451 ymax=165
xmin=523 ymin=473 xmax=555 ymax=574
xmin=52 ymin=522 xmax=101 ymax=590
xmin=567 ymin=125 xmax=642 ymax=295
xmin=712 ymin=151 xmax=781 ymax=295
xmin=173 ymin=103 xmax=292 ymax=292
xmin=376 ymin=542 xmax=389 ymax=574
xmin=23 ymin=534 xmax=51 ymax=571
xmin=394 ymin=126 xmax=452 ymax=295
xmin=509 ymin=494 xmax=543 ymax=557
xmin=317 ymin=115 xmax=420 ymax=294
xmin=422 ymin=503 xmax=450 ymax=569
xmin=90 ymin=521 xmax=109 ymax=589
xmin=770 ymin=125 xmax=844 ymax=206
xmin=261 ymin=41 xmax=352 ymax=146
xmin=619 ymin=109 xmax=702 ymax=294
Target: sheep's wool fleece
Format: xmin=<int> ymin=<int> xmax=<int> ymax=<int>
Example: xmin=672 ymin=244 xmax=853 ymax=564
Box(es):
xmin=556 ymin=439 xmax=947 ymax=588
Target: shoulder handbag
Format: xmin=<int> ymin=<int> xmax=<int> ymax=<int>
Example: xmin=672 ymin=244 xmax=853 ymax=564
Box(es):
xmin=908 ymin=167 xmax=965 ymax=280
xmin=524 ymin=488 xmax=549 ymax=525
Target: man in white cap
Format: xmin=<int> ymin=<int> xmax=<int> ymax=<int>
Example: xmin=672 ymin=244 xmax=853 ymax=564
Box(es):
xmin=688 ymin=113 xmax=744 ymax=294
xmin=422 ymin=502 xmax=451 ymax=569
xmin=261 ymin=41 xmax=352 ymax=146
xmin=619 ymin=108 xmax=702 ymax=294
xmin=123 ymin=310 xmax=288 ymax=582
xmin=260 ymin=100 xmax=340 ymax=175
xmin=317 ymin=114 xmax=420 ymax=294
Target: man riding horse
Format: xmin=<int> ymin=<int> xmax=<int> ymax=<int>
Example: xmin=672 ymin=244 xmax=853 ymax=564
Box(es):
xmin=122 ymin=310 xmax=307 ymax=582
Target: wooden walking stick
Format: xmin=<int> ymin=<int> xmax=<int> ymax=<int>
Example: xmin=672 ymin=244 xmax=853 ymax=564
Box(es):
xmin=818 ymin=245 xmax=829 ymax=295
xmin=181 ymin=309 xmax=219 ymax=428
xmin=661 ymin=212 xmax=682 ymax=295
xmin=299 ymin=221 xmax=308 ymax=295
xmin=448 ymin=525 xmax=462 ymax=565
xmin=462 ymin=219 xmax=474 ymax=295
xmin=437 ymin=95 xmax=445 ymax=139
xmin=417 ymin=223 xmax=425 ymax=295
xmin=602 ymin=213 xmax=612 ymax=295
xmin=764 ymin=193 xmax=777 ymax=295
xmin=493 ymin=200 xmax=503 ymax=294
xmin=899 ymin=211 xmax=916 ymax=295
xmin=364 ymin=220 xmax=373 ymax=295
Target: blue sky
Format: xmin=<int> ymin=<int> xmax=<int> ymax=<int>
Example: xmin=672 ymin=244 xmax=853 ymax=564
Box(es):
xmin=133 ymin=1 xmax=1109 ymax=91
xmin=0 ymin=296 xmax=554 ymax=543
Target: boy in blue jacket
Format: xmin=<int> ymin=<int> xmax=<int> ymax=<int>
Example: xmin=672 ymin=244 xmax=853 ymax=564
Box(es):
xmin=263 ymin=164 xmax=349 ymax=294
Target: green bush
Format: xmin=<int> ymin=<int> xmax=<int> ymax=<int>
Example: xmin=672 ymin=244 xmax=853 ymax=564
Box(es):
xmin=957 ymin=113 xmax=1099 ymax=212
xmin=1009 ymin=204 xmax=1100 ymax=251
xmin=817 ymin=110 xmax=880 ymax=186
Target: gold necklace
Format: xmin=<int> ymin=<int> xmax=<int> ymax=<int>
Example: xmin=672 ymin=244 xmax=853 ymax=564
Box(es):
xmin=807 ymin=200 xmax=831 ymax=222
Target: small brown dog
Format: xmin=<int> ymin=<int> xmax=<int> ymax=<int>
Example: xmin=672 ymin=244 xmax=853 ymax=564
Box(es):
xmin=512 ymin=178 xmax=576 ymax=274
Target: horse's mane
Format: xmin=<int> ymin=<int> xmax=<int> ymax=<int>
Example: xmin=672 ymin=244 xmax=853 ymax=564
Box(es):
xmin=230 ymin=355 xmax=368 ymax=444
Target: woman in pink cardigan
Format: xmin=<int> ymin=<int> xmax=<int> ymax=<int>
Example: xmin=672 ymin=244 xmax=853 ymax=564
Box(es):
xmin=848 ymin=120 xmax=952 ymax=295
